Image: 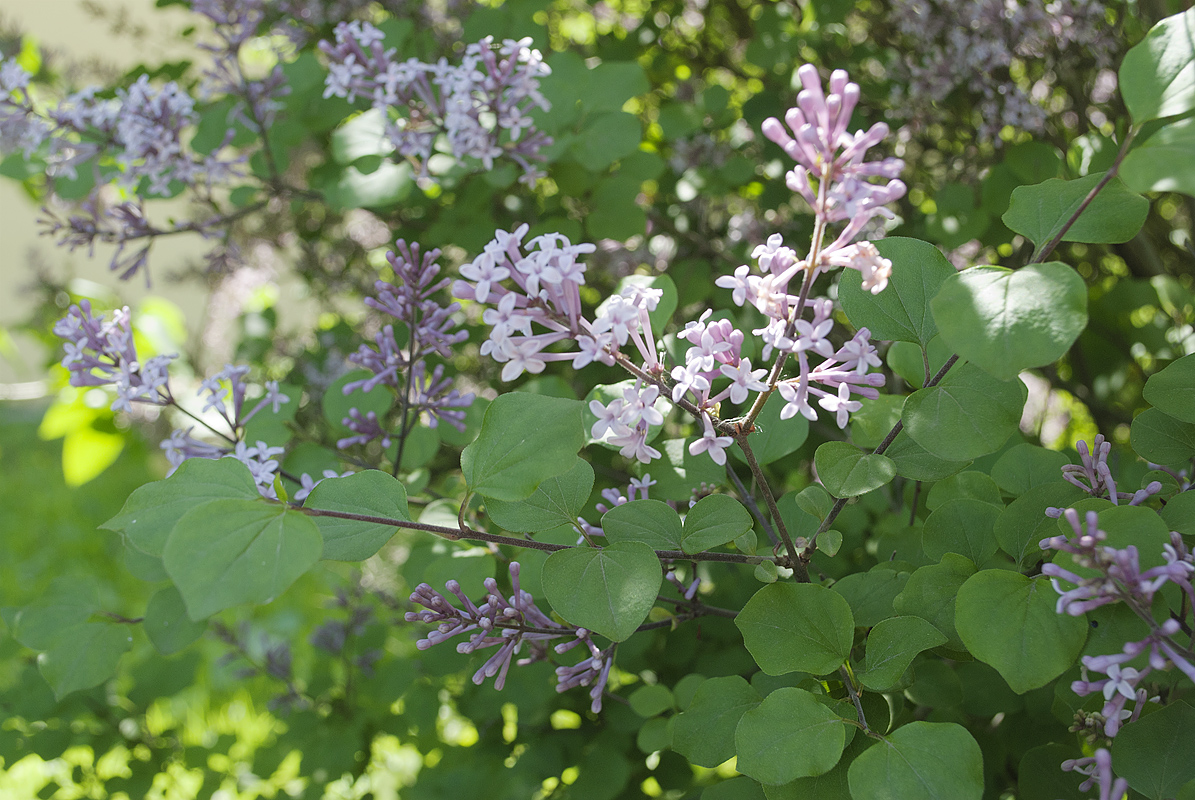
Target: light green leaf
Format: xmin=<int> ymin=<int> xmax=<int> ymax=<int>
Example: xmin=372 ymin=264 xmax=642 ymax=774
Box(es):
xmin=486 ymin=458 xmax=594 ymax=533
xmin=922 ymin=499 xmax=1000 ymax=565
xmin=830 ymin=568 xmax=909 ymax=628
xmin=100 ymin=457 xmax=261 ymax=557
xmin=1118 ymin=8 xmax=1195 ymax=123
xmin=884 ymin=433 xmax=972 ymax=482
xmin=304 ymin=469 xmax=410 ymax=560
xmin=901 ymin=362 xmax=1026 ymax=461
xmin=330 ymin=108 xmax=395 ymax=164
xmin=682 ymin=494 xmax=753 ymax=554
xmin=1130 ymin=407 xmax=1195 ymax=466
xmin=1121 ymin=117 xmax=1195 ymax=197
xmin=838 ymin=237 xmax=956 ymax=346
xmin=461 ymin=392 xmax=585 ymax=501
xmin=143 ymin=586 xmax=207 ymax=655
xmin=814 ymin=441 xmax=896 ymax=498
xmin=671 ymin=676 xmax=762 ymax=768
xmin=955 ymin=570 xmax=1088 ymax=693
xmin=860 ymin=616 xmax=948 ymax=691
xmin=990 ymin=444 xmax=1073 ymax=497
xmin=163 ymin=498 xmax=323 ymax=620
xmin=541 ymin=541 xmax=661 ymax=641
xmin=1144 ymin=353 xmax=1195 ymax=423
xmin=925 ymin=471 xmax=1004 ymax=511
xmin=37 ymin=623 xmax=133 ymax=699
xmin=848 ymin=722 xmax=983 ymax=800
xmin=932 ymin=263 xmax=1088 ymax=381
xmin=735 ymin=688 xmax=846 ymax=784
xmin=736 ymin=583 xmax=855 ymax=676
xmin=572 ymin=112 xmax=642 ymax=171
xmin=893 ymin=553 xmax=977 ymax=650
xmin=1002 ymin=173 xmax=1149 ymax=248
xmin=602 ymin=499 xmax=684 ymax=550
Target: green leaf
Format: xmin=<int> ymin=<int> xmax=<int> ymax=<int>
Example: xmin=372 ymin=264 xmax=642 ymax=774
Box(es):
xmin=1002 ymin=173 xmax=1149 ymax=248
xmin=1144 ymin=353 xmax=1195 ymax=423
xmin=847 ymin=722 xmax=983 ymax=800
xmin=1058 ymin=505 xmax=1173 ymax=578
xmin=849 ymin=395 xmax=905 ymax=450
xmin=671 ymin=676 xmax=761 ymax=768
xmin=884 ymin=433 xmax=972 ymax=482
xmin=736 ymin=583 xmax=855 ymax=676
xmin=735 ymin=688 xmax=846 ymax=784
xmin=838 ymin=237 xmax=956 ymax=346
xmin=602 ymin=499 xmax=685 ymax=550
xmin=922 ymin=499 xmax=1000 ymax=565
xmin=143 ymin=586 xmax=206 ymax=655
xmin=830 ymin=568 xmax=909 ymax=628
xmin=1121 ymin=117 xmax=1195 ymax=197
xmin=330 ymin=161 xmax=413 ymax=210
xmin=860 ymin=616 xmax=948 ymax=691
xmin=7 ymin=577 xmax=104 ymax=651
xmin=572 ymin=112 xmax=642 ymax=171
xmin=1017 ymin=744 xmax=1087 ymax=800
xmin=461 ymin=392 xmax=585 ymax=502
xmin=486 ymin=458 xmax=594 ymax=533
xmin=731 ymin=393 xmax=809 ymax=466
xmin=994 ymin=481 xmax=1086 ymax=566
xmin=1118 ymin=8 xmax=1195 ymax=123
xmin=1112 ymin=701 xmax=1195 ymax=800
xmin=990 ymin=444 xmax=1072 ymax=497
xmin=924 ymin=471 xmax=1004 ymax=510
xmin=37 ymin=623 xmax=133 ymax=699
xmin=682 ymin=494 xmax=753 ymax=554
xmin=814 ymin=442 xmax=896 ymax=498
xmin=540 ymin=541 xmax=661 ymax=641
xmin=893 ymin=553 xmax=977 ymax=650
xmin=584 ymin=61 xmax=650 ymax=113
xmin=629 ymin=684 xmax=674 ymax=717
xmin=931 ymin=263 xmax=1088 ymax=381
xmin=304 ymin=470 xmax=411 ymax=560
xmin=955 ymin=570 xmax=1088 ymax=693
xmin=1130 ymin=407 xmax=1195 ymax=466
xmin=163 ymin=498 xmax=323 ymax=620
xmin=1161 ymin=488 xmax=1195 ymax=536
xmin=901 ymin=362 xmax=1026 ymax=461
xmin=61 ymin=425 xmax=124 ymax=487
xmin=100 ymin=457 xmax=261 ymax=557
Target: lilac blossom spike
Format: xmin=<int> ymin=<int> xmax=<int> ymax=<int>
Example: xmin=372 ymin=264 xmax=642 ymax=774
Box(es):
xmin=319 ymin=23 xmax=552 ymax=184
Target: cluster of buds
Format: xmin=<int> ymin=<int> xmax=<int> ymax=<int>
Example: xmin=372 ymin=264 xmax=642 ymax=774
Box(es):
xmin=1061 ymin=749 xmax=1129 ymax=800
xmin=340 ymin=240 xmax=474 ymax=450
xmin=1058 ymin=434 xmax=1164 ymax=506
xmin=320 ymin=21 xmax=552 ymax=184
xmin=405 ymin=563 xmax=615 ymax=710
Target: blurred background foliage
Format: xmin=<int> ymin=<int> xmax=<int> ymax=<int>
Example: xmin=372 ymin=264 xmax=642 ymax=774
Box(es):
xmin=1 ymin=0 xmax=1194 ymax=797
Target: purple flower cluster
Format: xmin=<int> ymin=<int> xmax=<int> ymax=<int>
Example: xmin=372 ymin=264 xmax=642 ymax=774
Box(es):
xmin=1057 ymin=434 xmax=1164 ymax=506
xmin=1062 ymin=749 xmax=1128 ymax=800
xmin=319 ymin=21 xmax=552 ymax=184
xmin=405 ymin=563 xmax=615 ymax=710
xmin=1041 ymin=508 xmax=1195 ymax=736
xmin=340 ymin=240 xmax=474 ymax=450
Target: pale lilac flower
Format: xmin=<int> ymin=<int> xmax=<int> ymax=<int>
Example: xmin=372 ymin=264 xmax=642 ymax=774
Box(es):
xmin=689 ymin=414 xmax=733 ymax=466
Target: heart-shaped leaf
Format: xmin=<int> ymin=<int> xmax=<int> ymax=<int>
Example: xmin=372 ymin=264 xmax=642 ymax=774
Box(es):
xmin=541 ymin=541 xmax=662 ymax=641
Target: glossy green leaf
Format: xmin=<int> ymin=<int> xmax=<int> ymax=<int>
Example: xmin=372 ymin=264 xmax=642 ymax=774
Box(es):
xmin=682 ymin=494 xmax=753 ymax=554
xmin=1002 ymin=173 xmax=1149 ymax=248
xmin=163 ymin=498 xmax=323 ymax=620
xmin=460 ymin=392 xmax=585 ymax=501
xmin=330 ymin=160 xmax=413 ymax=210
xmin=671 ymin=676 xmax=761 ymax=768
xmin=1121 ymin=117 xmax=1195 ymax=197
xmin=1112 ymin=701 xmax=1195 ymax=800
xmin=736 ymin=583 xmax=854 ymax=676
xmin=893 ymin=553 xmax=977 ymax=650
xmin=330 ymin=108 xmax=394 ymax=164
xmin=860 ymin=616 xmax=948 ymax=691
xmin=602 ymin=499 xmax=684 ymax=550
xmin=955 ymin=570 xmax=1088 ymax=693
xmin=814 ymin=441 xmax=896 ymax=498
xmin=932 ymin=263 xmax=1088 ymax=380
xmin=304 ymin=469 xmax=410 ymax=560
xmin=100 ymin=457 xmax=261 ymax=557
xmin=541 ymin=541 xmax=661 ymax=641
xmin=1130 ymin=407 xmax=1195 ymax=466
xmin=1118 ymin=8 xmax=1195 ymax=123
xmin=901 ymin=362 xmax=1026 ymax=461
xmin=922 ymin=499 xmax=1000 ymax=565
xmin=485 ymin=458 xmax=593 ymax=533
xmin=735 ymin=688 xmax=846 ymax=784
xmin=990 ymin=444 xmax=1073 ymax=497
xmin=1144 ymin=353 xmax=1195 ymax=423
xmin=143 ymin=586 xmax=206 ymax=655
xmin=848 ymin=722 xmax=983 ymax=800
xmin=994 ymin=481 xmax=1086 ymax=565
xmin=838 ymin=237 xmax=956 ymax=346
